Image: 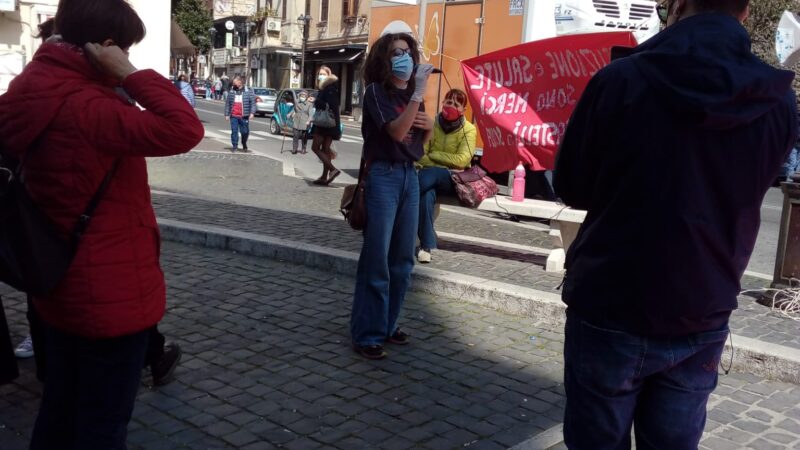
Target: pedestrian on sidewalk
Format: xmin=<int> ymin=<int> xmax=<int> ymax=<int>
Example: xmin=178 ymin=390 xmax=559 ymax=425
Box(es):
xmin=416 ymin=88 xmax=477 ymax=263
xmin=288 ymin=90 xmax=312 ymax=154
xmin=350 ymin=24 xmax=435 ymax=360
xmin=221 ymin=73 xmax=231 ymax=101
xmin=0 ymin=0 xmax=204 ymax=447
xmin=214 ymin=77 xmax=222 ymax=100
xmin=311 ymin=66 xmax=342 ymax=185
xmin=553 ymin=0 xmax=797 ymax=448
xmin=224 ymin=75 xmax=256 ymax=153
xmin=175 ymin=73 xmax=196 ymax=107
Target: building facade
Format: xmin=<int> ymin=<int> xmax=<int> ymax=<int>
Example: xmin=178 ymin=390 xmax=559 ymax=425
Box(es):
xmin=209 ymin=0 xmax=305 ymax=90
xmin=0 ymin=0 xmax=58 ymax=94
xmin=303 ymin=0 xmax=370 ymax=116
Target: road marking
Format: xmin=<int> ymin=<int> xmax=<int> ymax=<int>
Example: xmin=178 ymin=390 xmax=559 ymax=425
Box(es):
xmin=195 ymin=106 xmax=362 ymax=142
xmin=762 ymin=204 xmax=781 ymax=211
xmin=215 ymin=129 xmax=265 ymax=140
xmin=743 ymin=270 xmax=773 ymax=281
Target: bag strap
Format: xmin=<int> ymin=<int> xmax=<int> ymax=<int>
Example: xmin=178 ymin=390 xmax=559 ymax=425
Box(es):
xmin=70 ymin=158 xmax=121 ymax=248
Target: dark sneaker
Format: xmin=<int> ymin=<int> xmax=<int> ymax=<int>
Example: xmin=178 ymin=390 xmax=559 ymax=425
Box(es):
xmin=353 ymin=344 xmax=387 ymax=360
xmin=231 ymin=147 xmax=237 ymax=153
xmin=388 ymin=329 xmax=410 ymax=345
xmin=152 ymin=343 xmax=182 ymax=386
xmin=242 ymin=144 xmax=249 ymax=152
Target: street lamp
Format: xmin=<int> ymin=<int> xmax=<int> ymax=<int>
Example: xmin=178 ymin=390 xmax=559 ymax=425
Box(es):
xmin=298 ymin=14 xmax=311 ymax=87
xmin=208 ymin=27 xmax=217 ymax=78
xmin=243 ymin=21 xmax=255 ymax=85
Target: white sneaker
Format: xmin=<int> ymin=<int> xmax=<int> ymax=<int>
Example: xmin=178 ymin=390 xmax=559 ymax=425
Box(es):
xmin=417 ymin=249 xmax=432 ymax=263
xmin=14 ymin=335 xmax=34 ymax=359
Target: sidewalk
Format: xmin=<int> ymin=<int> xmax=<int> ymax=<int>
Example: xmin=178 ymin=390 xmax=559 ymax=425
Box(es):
xmin=3 ymin=242 xmax=800 ymax=449
xmin=2 ymin=152 xmax=799 ymax=449
xmin=144 ymin=153 xmax=800 ymax=380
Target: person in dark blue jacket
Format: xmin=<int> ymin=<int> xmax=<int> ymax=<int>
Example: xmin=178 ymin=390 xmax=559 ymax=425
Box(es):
xmin=553 ymin=0 xmax=797 ymax=448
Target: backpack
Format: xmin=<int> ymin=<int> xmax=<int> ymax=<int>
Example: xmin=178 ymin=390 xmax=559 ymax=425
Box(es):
xmin=0 ymin=151 xmax=118 ymax=295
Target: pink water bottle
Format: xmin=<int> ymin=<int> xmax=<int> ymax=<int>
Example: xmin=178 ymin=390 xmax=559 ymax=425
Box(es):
xmin=512 ymin=163 xmax=525 ymax=202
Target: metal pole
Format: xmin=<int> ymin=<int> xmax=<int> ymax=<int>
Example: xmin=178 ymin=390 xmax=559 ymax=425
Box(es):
xmin=417 ymin=0 xmax=427 ymax=46
xmin=300 ymin=0 xmax=310 ymax=88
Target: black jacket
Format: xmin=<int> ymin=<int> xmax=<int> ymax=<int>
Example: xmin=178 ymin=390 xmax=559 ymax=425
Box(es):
xmin=554 ymin=13 xmax=797 ymax=337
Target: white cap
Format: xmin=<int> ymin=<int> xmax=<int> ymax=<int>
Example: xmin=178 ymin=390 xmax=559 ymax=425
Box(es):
xmin=379 ymin=20 xmax=414 ymax=38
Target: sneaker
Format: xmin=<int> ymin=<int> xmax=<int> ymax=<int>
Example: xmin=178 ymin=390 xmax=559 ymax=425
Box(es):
xmin=231 ymin=147 xmax=237 ymax=153
xmin=242 ymin=144 xmax=249 ymax=152
xmin=387 ymin=329 xmax=410 ymax=345
xmin=151 ymin=343 xmax=182 ymax=386
xmin=14 ymin=335 xmax=34 ymax=359
xmin=417 ymin=249 xmax=432 ymax=263
xmin=353 ymin=344 xmax=387 ymax=360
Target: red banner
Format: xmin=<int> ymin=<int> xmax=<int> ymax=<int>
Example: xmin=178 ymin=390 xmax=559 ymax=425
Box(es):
xmin=461 ymin=32 xmax=637 ymax=172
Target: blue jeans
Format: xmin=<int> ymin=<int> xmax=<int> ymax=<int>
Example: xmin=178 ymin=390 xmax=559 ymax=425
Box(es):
xmin=563 ymin=310 xmax=728 ymax=450
xmin=30 ymin=325 xmax=149 ymax=449
xmin=418 ymin=167 xmax=454 ymax=250
xmin=230 ymin=116 xmax=250 ymax=149
xmin=351 ymin=161 xmax=419 ymax=346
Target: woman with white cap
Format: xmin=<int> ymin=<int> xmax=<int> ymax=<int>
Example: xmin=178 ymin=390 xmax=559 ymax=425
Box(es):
xmin=349 ymin=22 xmax=436 ymax=359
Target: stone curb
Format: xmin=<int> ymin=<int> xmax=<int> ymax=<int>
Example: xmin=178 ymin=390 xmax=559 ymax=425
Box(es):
xmin=157 ymin=218 xmax=800 ymax=385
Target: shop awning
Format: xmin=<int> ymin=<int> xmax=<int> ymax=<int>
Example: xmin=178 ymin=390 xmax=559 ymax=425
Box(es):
xmin=170 ymin=20 xmax=195 ymax=57
xmin=304 ymin=46 xmax=365 ymax=63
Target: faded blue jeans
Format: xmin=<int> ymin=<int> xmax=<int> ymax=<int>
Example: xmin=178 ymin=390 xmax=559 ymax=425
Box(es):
xmin=563 ymin=310 xmax=729 ymax=449
xmin=417 ymin=167 xmax=454 ymax=251
xmin=351 ymin=160 xmax=419 ymax=346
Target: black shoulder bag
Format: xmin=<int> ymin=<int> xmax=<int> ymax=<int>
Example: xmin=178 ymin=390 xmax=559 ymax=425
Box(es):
xmin=0 ymin=151 xmax=119 ymax=296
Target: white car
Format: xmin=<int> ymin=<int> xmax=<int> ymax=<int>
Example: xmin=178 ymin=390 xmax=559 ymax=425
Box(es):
xmin=253 ymin=87 xmax=277 ymax=116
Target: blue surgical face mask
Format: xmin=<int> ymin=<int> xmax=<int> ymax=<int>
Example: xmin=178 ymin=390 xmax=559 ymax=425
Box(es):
xmin=391 ymin=53 xmax=414 ymax=82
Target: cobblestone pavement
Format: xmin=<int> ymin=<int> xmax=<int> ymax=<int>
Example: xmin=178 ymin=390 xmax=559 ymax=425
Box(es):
xmin=146 ymin=154 xmax=798 ymax=352
xmin=2 ymin=242 xmax=800 ymax=449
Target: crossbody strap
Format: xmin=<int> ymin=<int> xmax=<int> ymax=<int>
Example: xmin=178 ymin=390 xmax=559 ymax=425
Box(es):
xmin=70 ymin=158 xmax=121 ymax=248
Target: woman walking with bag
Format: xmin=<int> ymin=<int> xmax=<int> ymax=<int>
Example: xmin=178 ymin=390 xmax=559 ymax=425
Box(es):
xmin=0 ymin=0 xmax=203 ymax=447
xmin=311 ymin=65 xmax=342 ymax=185
xmin=350 ymin=24 xmax=435 ymax=359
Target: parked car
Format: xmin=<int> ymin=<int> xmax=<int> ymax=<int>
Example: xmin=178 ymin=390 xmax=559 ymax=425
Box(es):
xmin=191 ymin=79 xmax=208 ymax=98
xmin=253 ymin=87 xmax=277 ymax=116
xmin=269 ymin=88 xmax=318 ymax=135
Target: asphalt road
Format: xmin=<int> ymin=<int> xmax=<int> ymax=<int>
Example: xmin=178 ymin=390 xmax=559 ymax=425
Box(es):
xmin=194 ymin=98 xmax=365 ymax=185
xmin=192 ymin=98 xmax=785 ymax=279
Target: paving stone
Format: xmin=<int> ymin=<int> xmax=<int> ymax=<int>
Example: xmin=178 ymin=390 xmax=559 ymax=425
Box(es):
xmin=1 ymin=238 xmax=799 ymax=450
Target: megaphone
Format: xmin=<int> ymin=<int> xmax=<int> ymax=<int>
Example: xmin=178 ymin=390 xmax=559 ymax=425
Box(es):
xmin=776 ymin=10 xmax=800 ymax=67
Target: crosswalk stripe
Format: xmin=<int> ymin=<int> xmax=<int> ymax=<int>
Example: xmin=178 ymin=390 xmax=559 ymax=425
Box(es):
xmin=215 ymin=129 xmax=265 ymax=140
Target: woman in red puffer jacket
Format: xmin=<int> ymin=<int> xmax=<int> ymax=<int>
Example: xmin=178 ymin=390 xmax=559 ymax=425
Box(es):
xmin=0 ymin=0 xmax=203 ymax=447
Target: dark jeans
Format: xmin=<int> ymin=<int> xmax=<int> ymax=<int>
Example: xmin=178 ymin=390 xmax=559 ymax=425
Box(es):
xmin=0 ymin=295 xmax=18 ymax=384
xmin=144 ymin=325 xmax=165 ymax=369
xmin=417 ymin=167 xmax=454 ymax=250
xmin=230 ymin=116 xmax=250 ymax=149
xmin=27 ymin=295 xmax=46 ymax=382
xmin=30 ymin=325 xmax=149 ymax=450
xmin=563 ymin=310 xmax=729 ymax=450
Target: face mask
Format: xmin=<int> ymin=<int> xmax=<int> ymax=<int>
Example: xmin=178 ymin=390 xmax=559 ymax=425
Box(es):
xmin=441 ymin=105 xmax=462 ymax=121
xmin=318 ymin=75 xmax=327 ymax=83
xmin=299 ymin=96 xmax=307 ymax=102
xmin=391 ymin=53 xmax=414 ymax=82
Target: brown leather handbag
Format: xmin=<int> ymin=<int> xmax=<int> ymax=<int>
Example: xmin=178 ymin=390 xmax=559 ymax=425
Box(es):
xmin=340 ymin=158 xmax=367 ymax=231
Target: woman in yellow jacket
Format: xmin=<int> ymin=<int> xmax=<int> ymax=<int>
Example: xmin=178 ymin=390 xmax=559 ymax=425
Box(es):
xmin=416 ymin=88 xmax=477 ymax=263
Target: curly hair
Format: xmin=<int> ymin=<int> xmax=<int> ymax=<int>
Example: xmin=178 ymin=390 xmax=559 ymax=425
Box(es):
xmin=363 ymin=33 xmax=420 ymax=94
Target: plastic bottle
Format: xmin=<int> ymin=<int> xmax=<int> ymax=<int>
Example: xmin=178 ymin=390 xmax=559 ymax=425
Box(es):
xmin=512 ymin=163 xmax=525 ymax=202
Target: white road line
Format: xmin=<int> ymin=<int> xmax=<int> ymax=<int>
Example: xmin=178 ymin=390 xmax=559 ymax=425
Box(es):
xmin=215 ymin=129 xmax=265 ymax=140
xmin=743 ymin=270 xmax=774 ymax=281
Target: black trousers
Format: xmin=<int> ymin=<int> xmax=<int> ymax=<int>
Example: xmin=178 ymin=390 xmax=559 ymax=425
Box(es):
xmin=30 ymin=325 xmax=149 ymax=450
xmin=0 ymin=295 xmax=18 ymax=384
